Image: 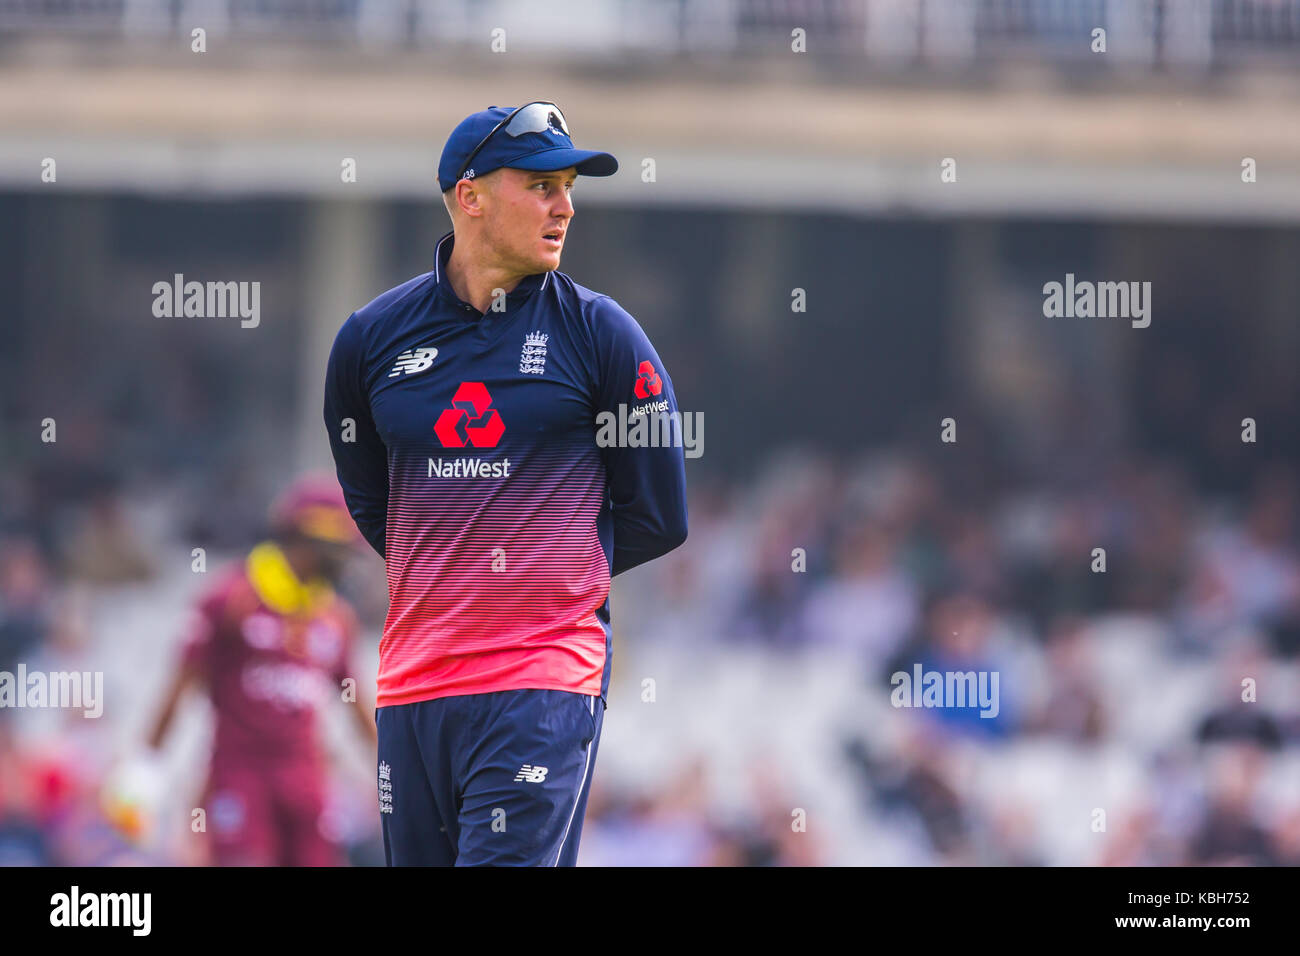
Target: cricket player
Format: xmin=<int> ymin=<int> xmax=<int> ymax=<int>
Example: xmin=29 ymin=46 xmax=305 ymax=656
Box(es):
xmin=323 ymin=102 xmax=688 ymax=866
xmin=147 ymin=477 xmax=377 ymax=866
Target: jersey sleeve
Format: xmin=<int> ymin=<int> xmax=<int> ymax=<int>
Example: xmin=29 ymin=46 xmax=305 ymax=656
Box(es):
xmin=324 ymin=313 xmax=389 ymax=558
xmin=179 ymin=587 xmax=225 ymax=679
xmin=588 ymin=295 xmax=689 ymax=576
xmin=331 ymin=602 xmax=361 ymax=688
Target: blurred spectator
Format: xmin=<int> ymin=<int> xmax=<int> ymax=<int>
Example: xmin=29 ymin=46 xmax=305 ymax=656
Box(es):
xmin=1027 ymin=615 xmax=1106 ymax=745
xmin=0 ymin=721 xmax=55 ymax=865
xmin=844 ymin=729 xmax=974 ymax=864
xmin=801 ymin=518 xmax=917 ymax=663
xmin=64 ymin=486 xmax=154 ymax=585
xmin=729 ymin=512 xmax=813 ymax=649
xmin=1273 ymin=808 xmax=1300 ymax=867
xmin=0 ymin=537 xmax=54 ymax=673
xmin=1194 ymin=635 xmax=1285 ymax=751
xmin=885 ymin=589 xmax=1021 ymax=740
xmin=1010 ymin=497 xmax=1112 ymax=635
xmin=580 ymin=759 xmax=721 ymax=866
xmin=1186 ymin=744 xmax=1278 ymax=866
xmin=1179 ymin=466 xmax=1300 ymax=656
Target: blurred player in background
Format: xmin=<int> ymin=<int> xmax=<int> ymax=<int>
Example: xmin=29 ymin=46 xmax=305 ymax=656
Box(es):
xmin=146 ymin=476 xmax=377 ymax=866
xmin=324 ymin=102 xmax=688 ymax=865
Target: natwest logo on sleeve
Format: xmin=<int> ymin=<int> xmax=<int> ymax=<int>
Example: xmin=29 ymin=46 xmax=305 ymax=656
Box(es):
xmin=434 ymin=382 xmax=505 ymax=448
xmin=633 ymin=360 xmax=663 ymax=399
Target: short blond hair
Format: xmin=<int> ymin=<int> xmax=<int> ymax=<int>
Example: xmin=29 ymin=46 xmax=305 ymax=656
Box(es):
xmin=442 ymin=170 xmax=504 ymax=224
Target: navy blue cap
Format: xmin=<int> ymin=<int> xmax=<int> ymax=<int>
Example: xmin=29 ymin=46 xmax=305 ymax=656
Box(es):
xmin=437 ymin=105 xmax=618 ymax=193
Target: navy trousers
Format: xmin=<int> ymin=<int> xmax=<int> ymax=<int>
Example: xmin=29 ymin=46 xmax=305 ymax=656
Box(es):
xmin=377 ymin=688 xmax=606 ymax=866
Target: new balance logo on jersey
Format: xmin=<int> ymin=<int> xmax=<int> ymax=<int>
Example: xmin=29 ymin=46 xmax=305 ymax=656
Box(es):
xmin=514 ymin=764 xmax=548 ymax=783
xmin=389 ymin=347 xmax=438 ymax=378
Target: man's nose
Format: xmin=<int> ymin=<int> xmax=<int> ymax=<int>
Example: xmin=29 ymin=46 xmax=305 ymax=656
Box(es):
xmin=553 ymin=188 xmax=575 ymax=217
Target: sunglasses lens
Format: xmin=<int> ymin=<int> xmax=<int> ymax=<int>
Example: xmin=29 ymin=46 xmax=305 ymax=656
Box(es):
xmin=457 ymin=103 xmax=571 ymax=181
xmin=503 ymin=102 xmax=569 ymax=139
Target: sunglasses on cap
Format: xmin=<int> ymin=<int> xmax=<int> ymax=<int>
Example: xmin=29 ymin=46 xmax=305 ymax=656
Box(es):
xmin=456 ymin=101 xmax=572 ymax=183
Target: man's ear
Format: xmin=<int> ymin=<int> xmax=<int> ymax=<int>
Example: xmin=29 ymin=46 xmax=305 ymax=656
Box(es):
xmin=455 ymin=175 xmax=493 ymax=218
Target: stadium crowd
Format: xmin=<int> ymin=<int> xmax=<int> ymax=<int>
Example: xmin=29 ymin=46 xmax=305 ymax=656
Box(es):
xmin=2 ymin=422 xmax=1297 ymax=864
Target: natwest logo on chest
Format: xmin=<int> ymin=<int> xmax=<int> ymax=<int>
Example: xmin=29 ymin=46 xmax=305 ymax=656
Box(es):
xmin=434 ymin=382 xmax=505 ymax=448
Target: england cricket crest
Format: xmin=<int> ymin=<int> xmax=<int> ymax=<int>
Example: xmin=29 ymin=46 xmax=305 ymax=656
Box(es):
xmin=378 ymin=761 xmax=393 ymax=814
xmin=519 ymin=330 xmax=548 ymax=375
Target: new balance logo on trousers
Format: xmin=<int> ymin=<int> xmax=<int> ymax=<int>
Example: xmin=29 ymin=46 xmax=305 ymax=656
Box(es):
xmin=377 ymin=689 xmax=605 ymax=866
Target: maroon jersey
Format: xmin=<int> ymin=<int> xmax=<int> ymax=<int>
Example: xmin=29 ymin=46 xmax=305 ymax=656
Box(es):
xmin=182 ymin=552 xmax=358 ymax=763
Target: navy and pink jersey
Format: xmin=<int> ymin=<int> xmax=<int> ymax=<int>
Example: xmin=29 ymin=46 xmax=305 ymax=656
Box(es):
xmin=182 ymin=562 xmax=358 ymax=762
xmin=323 ymin=230 xmax=688 ymax=709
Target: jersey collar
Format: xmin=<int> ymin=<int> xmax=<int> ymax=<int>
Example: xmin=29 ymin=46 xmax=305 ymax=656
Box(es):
xmin=433 ymin=229 xmax=550 ymax=313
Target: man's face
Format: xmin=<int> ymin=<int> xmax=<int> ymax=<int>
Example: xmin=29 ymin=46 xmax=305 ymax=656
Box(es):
xmin=479 ymin=166 xmax=577 ymax=275
xmin=285 ymin=534 xmax=352 ymax=586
